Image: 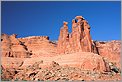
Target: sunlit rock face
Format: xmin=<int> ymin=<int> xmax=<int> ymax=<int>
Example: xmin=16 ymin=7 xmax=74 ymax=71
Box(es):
xmin=18 ymin=36 xmax=57 ymax=57
xmin=95 ymin=40 xmax=121 ymax=69
xmin=1 ymin=33 xmax=31 ymax=58
xmin=57 ymin=16 xmax=97 ymax=54
xmin=57 ymin=16 xmax=121 ymax=70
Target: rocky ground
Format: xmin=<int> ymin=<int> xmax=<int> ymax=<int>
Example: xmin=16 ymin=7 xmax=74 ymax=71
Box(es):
xmin=1 ymin=61 xmax=121 ymax=81
xmin=1 ymin=52 xmax=121 ymax=81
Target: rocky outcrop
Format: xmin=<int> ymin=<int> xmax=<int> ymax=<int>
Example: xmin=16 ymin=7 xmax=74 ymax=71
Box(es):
xmin=95 ymin=40 xmax=121 ymax=69
xmin=57 ymin=16 xmax=96 ymax=54
xmin=1 ymin=34 xmax=31 ymax=58
xmin=1 ymin=57 xmax=24 ymax=69
xmin=57 ymin=16 xmax=121 ymax=71
xmin=18 ymin=36 xmax=57 ymax=57
xmin=1 ymin=34 xmax=57 ymax=58
xmin=18 ymin=52 xmax=106 ymax=72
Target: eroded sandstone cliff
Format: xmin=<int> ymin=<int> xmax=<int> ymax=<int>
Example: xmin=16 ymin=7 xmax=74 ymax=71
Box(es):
xmin=1 ymin=34 xmax=31 ymax=58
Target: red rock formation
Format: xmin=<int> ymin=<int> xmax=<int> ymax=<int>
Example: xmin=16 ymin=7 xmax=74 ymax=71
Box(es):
xmin=18 ymin=36 xmax=57 ymax=57
xmin=57 ymin=16 xmax=121 ymax=73
xmin=1 ymin=34 xmax=31 ymax=58
xmin=1 ymin=34 xmax=11 ymax=57
xmin=95 ymin=40 xmax=121 ymax=69
xmin=57 ymin=16 xmax=95 ymax=54
xmin=57 ymin=21 xmax=69 ymax=53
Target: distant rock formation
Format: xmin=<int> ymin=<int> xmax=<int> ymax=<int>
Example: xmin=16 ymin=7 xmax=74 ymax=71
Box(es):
xmin=57 ymin=16 xmax=96 ymax=54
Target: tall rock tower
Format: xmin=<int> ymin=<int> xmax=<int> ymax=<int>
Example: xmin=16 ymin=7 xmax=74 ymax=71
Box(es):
xmin=57 ymin=16 xmax=96 ymax=54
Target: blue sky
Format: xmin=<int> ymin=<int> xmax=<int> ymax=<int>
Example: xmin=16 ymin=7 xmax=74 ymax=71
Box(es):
xmin=1 ymin=1 xmax=121 ymax=41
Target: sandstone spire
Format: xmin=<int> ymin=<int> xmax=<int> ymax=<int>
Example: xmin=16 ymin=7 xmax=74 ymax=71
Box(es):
xmin=57 ymin=21 xmax=69 ymax=53
xmin=57 ymin=16 xmax=96 ymax=54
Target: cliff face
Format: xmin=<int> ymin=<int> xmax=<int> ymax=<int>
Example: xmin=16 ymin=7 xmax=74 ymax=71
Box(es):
xmin=18 ymin=36 xmax=57 ymax=57
xmin=95 ymin=40 xmax=121 ymax=68
xmin=1 ymin=34 xmax=31 ymax=58
xmin=1 ymin=34 xmax=57 ymax=58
